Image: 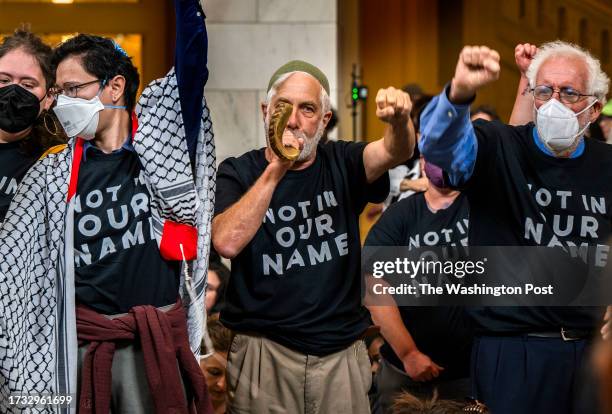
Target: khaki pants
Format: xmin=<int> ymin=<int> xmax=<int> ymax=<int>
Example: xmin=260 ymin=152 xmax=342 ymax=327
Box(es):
xmin=227 ymin=333 xmax=372 ymax=414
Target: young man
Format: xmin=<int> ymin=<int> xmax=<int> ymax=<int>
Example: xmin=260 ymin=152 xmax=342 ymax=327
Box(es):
xmin=0 ymin=0 xmax=216 ymax=412
xmin=213 ymin=60 xmax=415 ymax=413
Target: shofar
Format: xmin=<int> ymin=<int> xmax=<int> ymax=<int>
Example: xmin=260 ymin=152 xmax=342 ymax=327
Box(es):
xmin=268 ymin=102 xmax=300 ymax=161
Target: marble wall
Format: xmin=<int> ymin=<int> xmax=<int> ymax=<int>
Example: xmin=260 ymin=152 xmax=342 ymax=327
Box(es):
xmin=203 ymin=0 xmax=338 ymax=163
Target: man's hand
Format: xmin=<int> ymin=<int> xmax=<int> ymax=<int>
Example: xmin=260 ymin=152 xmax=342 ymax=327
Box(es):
xmin=402 ymin=349 xmax=444 ymax=382
xmin=515 ymin=43 xmax=538 ymax=78
xmin=265 ymin=131 xmax=304 ymax=175
xmin=450 ymin=46 xmax=501 ymax=103
xmin=601 ymin=306 xmax=612 ymax=340
xmin=376 ymin=87 xmax=412 ymax=126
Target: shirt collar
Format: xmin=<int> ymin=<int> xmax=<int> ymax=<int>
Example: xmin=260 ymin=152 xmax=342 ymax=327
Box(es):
xmin=82 ymin=136 xmax=134 ymax=162
xmin=532 ymin=127 xmax=585 ymax=159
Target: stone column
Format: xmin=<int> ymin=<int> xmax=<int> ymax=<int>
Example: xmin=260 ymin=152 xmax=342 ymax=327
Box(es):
xmin=204 ymin=0 xmax=338 ymax=163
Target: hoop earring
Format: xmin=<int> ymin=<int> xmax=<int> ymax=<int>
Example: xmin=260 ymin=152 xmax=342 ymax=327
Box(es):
xmin=42 ymin=111 xmax=60 ymax=136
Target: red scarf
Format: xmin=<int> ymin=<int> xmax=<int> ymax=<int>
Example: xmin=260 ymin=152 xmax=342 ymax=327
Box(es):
xmin=76 ymin=300 xmax=213 ymax=414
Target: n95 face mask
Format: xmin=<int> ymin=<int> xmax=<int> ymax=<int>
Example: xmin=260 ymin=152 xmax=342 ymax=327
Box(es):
xmin=53 ymin=94 xmax=105 ymax=140
xmin=535 ymin=98 xmax=596 ymax=153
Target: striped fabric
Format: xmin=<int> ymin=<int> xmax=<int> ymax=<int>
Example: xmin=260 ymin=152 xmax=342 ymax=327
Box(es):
xmin=0 ymin=68 xmax=215 ymax=414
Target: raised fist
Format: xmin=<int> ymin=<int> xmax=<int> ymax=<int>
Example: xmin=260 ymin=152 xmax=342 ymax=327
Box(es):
xmin=450 ymin=45 xmax=501 ymax=103
xmin=515 ymin=43 xmax=538 ymax=77
xmin=376 ymin=87 xmax=412 ymax=125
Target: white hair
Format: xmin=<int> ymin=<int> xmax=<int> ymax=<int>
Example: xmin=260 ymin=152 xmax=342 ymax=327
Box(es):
xmin=526 ymin=40 xmax=610 ymax=103
xmin=265 ymin=71 xmax=331 ymax=114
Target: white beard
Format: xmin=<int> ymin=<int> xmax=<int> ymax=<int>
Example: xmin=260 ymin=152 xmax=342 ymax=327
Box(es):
xmin=264 ymin=112 xmax=325 ymax=161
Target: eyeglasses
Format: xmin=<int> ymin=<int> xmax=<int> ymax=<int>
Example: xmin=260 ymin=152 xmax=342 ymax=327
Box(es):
xmin=528 ymin=85 xmax=595 ymax=104
xmin=52 ymin=79 xmax=102 ymax=98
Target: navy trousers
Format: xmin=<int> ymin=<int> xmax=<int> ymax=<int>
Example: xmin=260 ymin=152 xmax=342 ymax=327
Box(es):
xmin=471 ymin=335 xmax=592 ymax=414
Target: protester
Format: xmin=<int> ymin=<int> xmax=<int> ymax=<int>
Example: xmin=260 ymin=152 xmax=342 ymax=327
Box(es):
xmin=366 ymin=157 xmax=473 ymax=413
xmin=420 ymin=41 xmax=612 ymax=413
xmin=0 ymin=29 xmax=65 ymax=222
xmin=0 ymin=0 xmax=216 ymax=412
xmin=213 ymin=59 xmax=415 ymax=413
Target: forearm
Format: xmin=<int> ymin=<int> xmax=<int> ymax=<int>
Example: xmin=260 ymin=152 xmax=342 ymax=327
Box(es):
xmin=363 ymin=119 xmax=415 ymax=183
xmin=509 ymin=75 xmax=533 ymax=126
xmin=418 ymin=85 xmax=477 ymax=186
xmin=212 ymin=164 xmax=284 ymax=259
xmin=368 ymin=305 xmax=419 ymax=359
xmin=384 ymin=119 xmax=415 ymax=165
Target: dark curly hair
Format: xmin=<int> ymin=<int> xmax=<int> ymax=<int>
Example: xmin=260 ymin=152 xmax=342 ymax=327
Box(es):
xmin=52 ymin=34 xmax=140 ymax=112
xmin=0 ymin=28 xmax=66 ymax=156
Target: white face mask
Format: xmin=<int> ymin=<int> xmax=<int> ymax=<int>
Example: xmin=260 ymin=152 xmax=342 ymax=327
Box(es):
xmin=53 ymin=82 xmax=126 ymax=140
xmin=53 ymin=94 xmax=104 ymax=140
xmin=535 ymin=98 xmax=596 ymax=154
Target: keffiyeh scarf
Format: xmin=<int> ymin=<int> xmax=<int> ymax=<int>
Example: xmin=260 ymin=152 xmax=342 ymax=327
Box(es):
xmin=0 ymin=68 xmax=215 ymax=413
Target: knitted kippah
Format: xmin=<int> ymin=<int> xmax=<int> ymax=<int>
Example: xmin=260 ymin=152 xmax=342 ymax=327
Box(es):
xmin=267 ymin=60 xmax=330 ymax=95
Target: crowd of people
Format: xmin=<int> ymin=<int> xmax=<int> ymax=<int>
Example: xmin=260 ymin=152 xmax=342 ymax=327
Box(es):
xmin=1 ymin=2 xmax=612 ymax=413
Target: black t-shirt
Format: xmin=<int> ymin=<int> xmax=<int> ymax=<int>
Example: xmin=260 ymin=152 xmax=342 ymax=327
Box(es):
xmin=0 ymin=140 xmax=39 ymax=222
xmin=365 ymin=192 xmax=473 ymax=379
xmin=465 ymin=120 xmax=612 ymax=332
xmin=73 ymin=146 xmax=180 ymax=314
xmin=214 ymin=141 xmax=389 ymax=356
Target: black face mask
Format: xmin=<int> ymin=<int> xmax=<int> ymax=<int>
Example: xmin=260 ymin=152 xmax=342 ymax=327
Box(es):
xmin=0 ymin=84 xmax=43 ymax=133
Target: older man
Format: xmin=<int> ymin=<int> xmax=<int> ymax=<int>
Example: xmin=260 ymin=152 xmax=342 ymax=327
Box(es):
xmin=212 ymin=60 xmax=414 ymax=413
xmin=419 ymin=42 xmax=612 ymax=413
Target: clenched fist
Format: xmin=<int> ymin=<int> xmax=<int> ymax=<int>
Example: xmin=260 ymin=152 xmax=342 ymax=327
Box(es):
xmin=375 ymin=87 xmax=412 ymax=125
xmin=450 ymin=45 xmax=501 ymax=103
xmin=402 ymin=349 xmax=444 ymax=382
xmin=515 ymin=43 xmax=538 ymax=77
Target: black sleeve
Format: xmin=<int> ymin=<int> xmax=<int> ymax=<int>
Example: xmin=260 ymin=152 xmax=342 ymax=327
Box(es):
xmin=364 ymin=198 xmax=411 ymax=247
xmin=362 ymin=198 xmax=413 ymax=277
xmin=341 ymin=141 xmax=390 ymax=212
xmin=214 ymin=158 xmax=246 ymax=217
xmin=457 ymin=119 xmax=505 ymax=190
